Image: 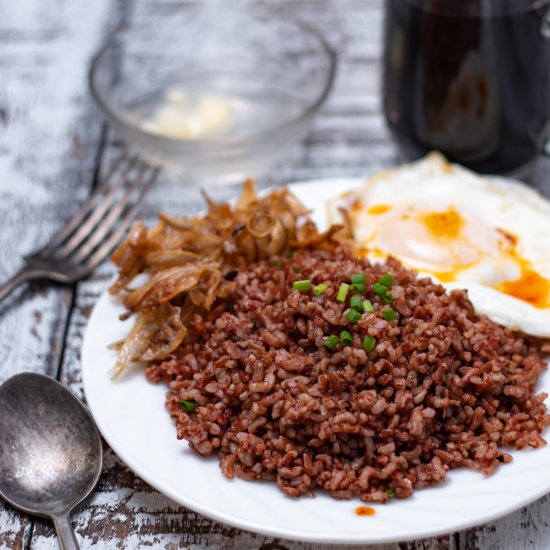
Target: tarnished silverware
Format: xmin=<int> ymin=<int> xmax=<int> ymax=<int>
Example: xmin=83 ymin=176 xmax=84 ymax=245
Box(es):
xmin=0 ymin=151 xmax=159 ymax=301
xmin=0 ymin=373 xmax=103 ymax=550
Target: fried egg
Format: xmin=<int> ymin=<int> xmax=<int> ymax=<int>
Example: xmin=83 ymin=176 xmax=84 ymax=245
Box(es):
xmin=330 ymin=152 xmax=550 ymax=337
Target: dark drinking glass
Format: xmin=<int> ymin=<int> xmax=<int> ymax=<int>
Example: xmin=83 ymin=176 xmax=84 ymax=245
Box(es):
xmin=383 ymin=0 xmax=550 ymax=174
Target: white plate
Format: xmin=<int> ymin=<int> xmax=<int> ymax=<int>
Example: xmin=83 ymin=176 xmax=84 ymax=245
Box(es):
xmin=82 ymin=179 xmax=550 ymax=544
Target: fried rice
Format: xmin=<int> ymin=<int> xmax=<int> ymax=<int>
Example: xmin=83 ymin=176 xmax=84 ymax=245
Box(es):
xmin=146 ymin=248 xmax=550 ymax=502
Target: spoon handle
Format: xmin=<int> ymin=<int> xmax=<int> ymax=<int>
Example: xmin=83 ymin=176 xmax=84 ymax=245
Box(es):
xmin=52 ymin=514 xmax=80 ymax=550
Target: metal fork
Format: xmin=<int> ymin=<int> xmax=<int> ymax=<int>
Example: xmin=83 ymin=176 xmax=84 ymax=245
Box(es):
xmin=0 ymin=151 xmax=160 ymax=302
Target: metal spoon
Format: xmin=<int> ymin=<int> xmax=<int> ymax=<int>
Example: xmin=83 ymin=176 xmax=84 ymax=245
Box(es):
xmin=0 ymin=373 xmax=102 ymax=550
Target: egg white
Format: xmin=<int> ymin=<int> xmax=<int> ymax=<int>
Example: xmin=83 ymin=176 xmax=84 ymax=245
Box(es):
xmin=330 ymin=152 xmax=550 ymax=338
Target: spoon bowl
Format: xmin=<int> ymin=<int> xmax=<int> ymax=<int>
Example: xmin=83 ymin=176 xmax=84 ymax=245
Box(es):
xmin=0 ymin=373 xmax=102 ymax=550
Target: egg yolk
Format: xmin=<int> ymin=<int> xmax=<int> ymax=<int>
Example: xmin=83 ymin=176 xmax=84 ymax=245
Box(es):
xmin=420 ymin=207 xmax=464 ymax=240
xmin=367 ymin=204 xmax=391 ymax=215
xmin=356 ymin=203 xmax=550 ymax=309
xmin=496 ymin=262 xmax=550 ymax=309
xmin=361 ymin=204 xmax=493 ymax=270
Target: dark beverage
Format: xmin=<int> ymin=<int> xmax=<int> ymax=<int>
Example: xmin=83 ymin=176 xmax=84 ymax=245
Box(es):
xmin=383 ymin=0 xmax=550 ymax=174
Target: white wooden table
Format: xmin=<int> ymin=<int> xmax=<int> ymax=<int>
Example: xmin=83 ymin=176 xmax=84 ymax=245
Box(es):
xmin=1 ymin=0 xmax=550 ymax=548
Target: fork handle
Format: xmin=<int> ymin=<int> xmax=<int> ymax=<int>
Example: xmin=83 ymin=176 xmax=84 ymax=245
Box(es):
xmin=0 ymin=269 xmax=36 ymax=302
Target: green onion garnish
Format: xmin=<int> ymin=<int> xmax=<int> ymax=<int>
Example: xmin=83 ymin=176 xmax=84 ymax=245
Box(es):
xmin=313 ymin=283 xmax=328 ymax=296
xmin=340 ymin=330 xmax=353 ymax=347
xmin=372 ymin=282 xmax=388 ymax=297
xmin=324 ymin=335 xmax=339 ymax=350
xmin=349 ymin=283 xmax=366 ymax=292
xmin=337 ymin=283 xmax=349 ymax=302
xmin=383 ymin=308 xmax=396 ymax=322
xmin=271 ymin=259 xmax=284 ymax=268
xmin=291 ymin=265 xmax=299 ymax=273
xmin=346 ymin=309 xmax=362 ymax=323
xmin=226 ymin=301 xmax=235 ymax=313
xmin=351 ymin=273 xmax=366 ymax=285
xmin=363 ymin=335 xmax=377 ymax=352
xmin=350 ymin=294 xmax=363 ymax=311
xmin=178 ymin=400 xmax=197 ymax=412
xmin=386 ymin=488 xmax=395 ymax=498
xmin=378 ymin=273 xmax=395 ymax=287
xmin=292 ymin=280 xmax=311 ymax=292
xmin=381 ymin=291 xmax=394 ymax=304
xmin=287 ymin=249 xmax=295 ymax=258
xmin=362 ymin=299 xmax=375 ymax=313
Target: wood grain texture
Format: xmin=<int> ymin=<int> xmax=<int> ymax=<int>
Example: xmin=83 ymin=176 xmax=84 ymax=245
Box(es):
xmin=0 ymin=0 xmax=117 ymax=547
xmin=2 ymin=0 xmax=550 ymax=548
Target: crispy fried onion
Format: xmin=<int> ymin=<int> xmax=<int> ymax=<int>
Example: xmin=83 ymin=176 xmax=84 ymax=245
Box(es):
xmin=109 ymin=178 xmax=352 ymax=376
xmin=112 ymin=303 xmax=187 ymax=377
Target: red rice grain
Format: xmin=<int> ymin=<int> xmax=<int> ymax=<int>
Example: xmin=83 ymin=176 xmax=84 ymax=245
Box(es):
xmin=146 ymin=248 xmax=550 ymax=502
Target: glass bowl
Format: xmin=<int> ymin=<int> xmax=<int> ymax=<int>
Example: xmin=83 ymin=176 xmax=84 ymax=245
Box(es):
xmin=88 ymin=8 xmax=336 ymax=182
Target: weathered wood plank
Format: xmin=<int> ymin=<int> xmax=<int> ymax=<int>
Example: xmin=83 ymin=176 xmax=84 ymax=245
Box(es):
xmin=4 ymin=0 xmax=550 ymax=548
xmin=458 ymin=495 xmax=550 ymax=550
xmin=0 ymin=0 xmax=117 ymax=547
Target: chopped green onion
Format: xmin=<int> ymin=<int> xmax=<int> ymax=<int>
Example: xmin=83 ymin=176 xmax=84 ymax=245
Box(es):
xmin=378 ymin=273 xmax=395 ymax=287
xmin=340 ymin=330 xmax=353 ymax=347
xmin=363 ymin=335 xmax=377 ymax=352
xmin=271 ymin=258 xmax=284 ymax=268
xmin=178 ymin=400 xmax=197 ymax=412
xmin=349 ymin=283 xmax=366 ymax=292
xmin=313 ymin=283 xmax=328 ymax=296
xmin=226 ymin=301 xmax=235 ymax=313
xmin=386 ymin=488 xmax=395 ymax=498
xmin=350 ymin=294 xmax=363 ymax=311
xmin=324 ymin=335 xmax=339 ymax=351
xmin=287 ymin=249 xmax=295 ymax=258
xmin=383 ymin=308 xmax=396 ymax=322
xmin=350 ymin=273 xmax=366 ymax=285
xmin=381 ymin=291 xmax=394 ymax=304
xmin=372 ymin=282 xmax=388 ymax=297
xmin=292 ymin=280 xmax=311 ymax=292
xmin=291 ymin=265 xmax=299 ymax=273
xmin=346 ymin=309 xmax=362 ymax=323
xmin=337 ymin=283 xmax=349 ymax=302
xmin=362 ymin=299 xmax=375 ymax=313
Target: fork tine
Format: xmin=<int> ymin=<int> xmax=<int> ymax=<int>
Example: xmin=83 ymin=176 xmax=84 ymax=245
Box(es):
xmin=71 ymin=160 xmax=151 ymax=263
xmin=83 ymin=166 xmax=160 ymax=272
xmin=51 ymin=154 xmax=140 ymax=258
xmin=41 ymin=150 xmax=130 ymax=253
